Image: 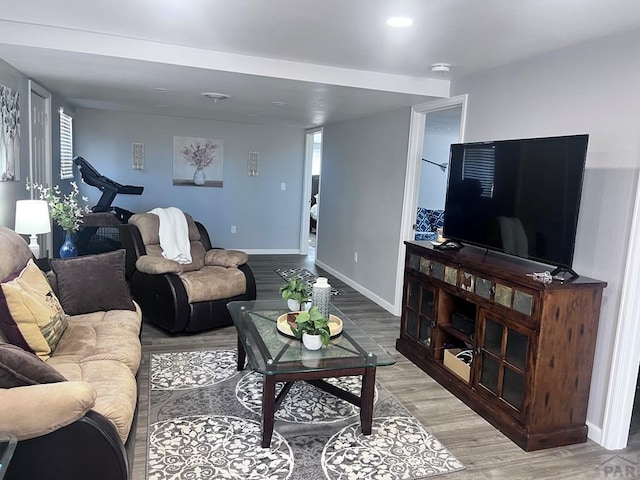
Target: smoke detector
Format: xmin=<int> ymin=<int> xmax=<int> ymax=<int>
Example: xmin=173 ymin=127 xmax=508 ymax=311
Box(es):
xmin=201 ymin=92 xmax=230 ymax=102
xmin=430 ymin=63 xmax=451 ymax=73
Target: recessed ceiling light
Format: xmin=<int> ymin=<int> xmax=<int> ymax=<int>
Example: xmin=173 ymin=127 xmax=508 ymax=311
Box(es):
xmin=272 ymin=101 xmax=287 ymax=106
xmin=201 ymin=92 xmax=230 ymax=102
xmin=153 ymin=87 xmax=171 ymax=92
xmin=386 ymin=17 xmax=413 ymax=27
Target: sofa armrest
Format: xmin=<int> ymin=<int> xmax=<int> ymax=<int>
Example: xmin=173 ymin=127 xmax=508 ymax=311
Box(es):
xmin=118 ymin=223 xmax=147 ymax=280
xmin=238 ymin=262 xmax=257 ymax=300
xmin=204 ymin=249 xmax=249 ymax=267
xmin=0 ymin=381 xmax=96 ymax=440
xmin=6 ymin=409 xmax=129 ymax=480
xmin=135 ymin=255 xmax=183 ymax=274
xmin=130 ymin=270 xmax=191 ymax=333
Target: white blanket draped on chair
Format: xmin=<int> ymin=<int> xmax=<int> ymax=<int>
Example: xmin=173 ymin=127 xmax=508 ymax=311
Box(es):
xmin=148 ymin=207 xmax=192 ymax=264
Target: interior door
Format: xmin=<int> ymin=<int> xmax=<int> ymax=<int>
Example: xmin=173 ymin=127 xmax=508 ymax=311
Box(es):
xmin=29 ymin=82 xmax=52 ymax=257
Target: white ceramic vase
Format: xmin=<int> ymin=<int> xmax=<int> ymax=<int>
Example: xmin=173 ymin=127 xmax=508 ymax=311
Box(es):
xmin=302 ymin=332 xmax=323 ymax=351
xmin=287 ymin=299 xmax=301 ymax=311
xmin=193 ymin=168 xmax=206 ymax=185
xmin=287 ymin=299 xmax=311 ymax=311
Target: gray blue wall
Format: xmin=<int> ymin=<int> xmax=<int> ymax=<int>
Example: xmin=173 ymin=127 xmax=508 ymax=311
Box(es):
xmin=0 ymin=58 xmax=30 ymax=229
xmin=419 ymin=121 xmax=459 ymax=210
xmin=74 ymin=109 xmax=305 ymax=251
xmin=0 ymin=57 xmax=73 ymax=242
xmin=319 ymin=108 xmax=411 ymax=308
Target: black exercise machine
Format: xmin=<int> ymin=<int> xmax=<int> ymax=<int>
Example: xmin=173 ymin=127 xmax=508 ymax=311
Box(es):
xmin=75 ymin=156 xmax=144 ymax=221
xmin=74 ymin=156 xmax=144 ymax=254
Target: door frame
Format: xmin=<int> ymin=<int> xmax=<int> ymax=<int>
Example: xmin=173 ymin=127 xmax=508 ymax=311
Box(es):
xmin=300 ymin=127 xmax=322 ymax=255
xmin=600 ymin=167 xmax=640 ymax=449
xmin=393 ymin=95 xmax=468 ymax=315
xmin=28 ymin=80 xmax=52 ymax=256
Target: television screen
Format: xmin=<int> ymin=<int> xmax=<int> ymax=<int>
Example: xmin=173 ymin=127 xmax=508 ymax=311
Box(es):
xmin=443 ymin=134 xmax=588 ymax=268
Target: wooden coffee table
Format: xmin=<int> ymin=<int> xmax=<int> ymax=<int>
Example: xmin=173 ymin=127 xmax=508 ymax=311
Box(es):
xmin=227 ymin=300 xmax=396 ymax=448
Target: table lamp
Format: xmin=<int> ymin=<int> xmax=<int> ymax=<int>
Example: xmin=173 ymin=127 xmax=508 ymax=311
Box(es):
xmin=15 ymin=199 xmax=51 ymax=258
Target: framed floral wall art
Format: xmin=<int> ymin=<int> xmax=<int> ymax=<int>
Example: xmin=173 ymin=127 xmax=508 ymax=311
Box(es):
xmin=0 ymin=84 xmax=20 ymax=182
xmin=172 ymin=136 xmax=223 ymax=187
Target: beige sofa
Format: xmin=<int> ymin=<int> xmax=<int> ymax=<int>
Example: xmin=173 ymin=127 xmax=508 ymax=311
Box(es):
xmin=0 ymin=227 xmax=141 ymax=480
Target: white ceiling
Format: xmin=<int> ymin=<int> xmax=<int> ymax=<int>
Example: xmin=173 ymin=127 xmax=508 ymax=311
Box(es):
xmin=1 ymin=0 xmax=640 ymax=128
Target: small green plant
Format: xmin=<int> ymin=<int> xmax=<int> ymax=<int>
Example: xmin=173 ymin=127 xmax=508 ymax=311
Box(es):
xmin=291 ymin=306 xmax=331 ymax=346
xmin=279 ymin=278 xmax=309 ymax=303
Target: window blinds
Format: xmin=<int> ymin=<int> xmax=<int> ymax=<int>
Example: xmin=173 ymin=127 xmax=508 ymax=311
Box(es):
xmin=59 ymin=111 xmax=73 ymax=180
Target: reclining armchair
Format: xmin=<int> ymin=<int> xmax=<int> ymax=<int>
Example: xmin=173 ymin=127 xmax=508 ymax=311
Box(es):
xmin=118 ymin=212 xmax=256 ymax=333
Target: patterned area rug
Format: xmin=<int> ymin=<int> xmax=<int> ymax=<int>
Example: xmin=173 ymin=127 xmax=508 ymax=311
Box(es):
xmin=147 ymin=350 xmax=464 ymax=479
xmin=274 ymin=267 xmax=341 ymax=295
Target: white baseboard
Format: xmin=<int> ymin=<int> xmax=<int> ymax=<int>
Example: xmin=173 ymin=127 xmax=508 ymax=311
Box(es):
xmin=315 ymin=260 xmax=397 ymax=315
xmin=587 ymin=420 xmax=605 ymax=448
xmin=244 ymin=249 xmax=301 ymax=255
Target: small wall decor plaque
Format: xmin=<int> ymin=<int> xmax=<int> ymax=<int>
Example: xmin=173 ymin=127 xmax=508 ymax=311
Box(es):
xmin=132 ymin=143 xmax=144 ymax=170
xmin=248 ymin=151 xmax=259 ymax=176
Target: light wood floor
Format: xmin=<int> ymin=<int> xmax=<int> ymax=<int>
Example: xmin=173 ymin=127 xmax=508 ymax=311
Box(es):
xmin=131 ymin=252 xmax=640 ymax=480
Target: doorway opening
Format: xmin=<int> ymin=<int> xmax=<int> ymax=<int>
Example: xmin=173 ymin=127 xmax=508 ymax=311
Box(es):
xmin=301 ymin=128 xmax=323 ymax=258
xmin=394 ymin=95 xmax=468 ymax=315
xmin=415 ymin=105 xmax=463 ymax=242
xmin=309 ymin=131 xmax=322 ymax=254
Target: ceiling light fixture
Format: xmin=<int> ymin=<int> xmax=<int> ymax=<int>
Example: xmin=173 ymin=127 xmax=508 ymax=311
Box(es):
xmin=386 ymin=17 xmax=413 ymax=27
xmin=431 ymin=63 xmax=451 ymax=73
xmin=271 ymin=101 xmax=287 ymax=106
xmin=201 ymin=92 xmax=230 ymax=102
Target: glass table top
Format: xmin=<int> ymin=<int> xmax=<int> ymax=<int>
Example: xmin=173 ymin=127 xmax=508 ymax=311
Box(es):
xmin=227 ymin=300 xmax=395 ymax=375
xmin=0 ymin=432 xmax=17 ymax=480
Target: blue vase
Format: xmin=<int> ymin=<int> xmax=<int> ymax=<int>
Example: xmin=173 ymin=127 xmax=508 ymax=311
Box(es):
xmin=59 ymin=231 xmax=78 ymax=258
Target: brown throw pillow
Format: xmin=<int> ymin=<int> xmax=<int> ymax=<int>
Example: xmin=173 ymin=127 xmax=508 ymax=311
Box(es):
xmin=0 ymin=343 xmax=67 ymax=388
xmin=50 ymin=249 xmax=135 ymax=316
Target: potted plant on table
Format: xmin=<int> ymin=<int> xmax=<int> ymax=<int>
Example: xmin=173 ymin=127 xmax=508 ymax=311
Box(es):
xmin=280 ymin=278 xmax=310 ymax=311
xmin=290 ymin=306 xmax=331 ymax=350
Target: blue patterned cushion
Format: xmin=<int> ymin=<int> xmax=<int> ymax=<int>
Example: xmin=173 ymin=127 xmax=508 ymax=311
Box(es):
xmin=415 ymin=208 xmax=444 ymax=241
xmin=427 ymin=210 xmax=444 ymax=229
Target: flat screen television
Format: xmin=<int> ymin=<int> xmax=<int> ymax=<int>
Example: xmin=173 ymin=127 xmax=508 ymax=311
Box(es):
xmin=442 ymin=134 xmax=589 ymax=270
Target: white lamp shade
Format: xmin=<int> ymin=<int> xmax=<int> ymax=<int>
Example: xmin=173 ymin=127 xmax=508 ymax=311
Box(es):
xmin=15 ymin=200 xmax=51 ymax=235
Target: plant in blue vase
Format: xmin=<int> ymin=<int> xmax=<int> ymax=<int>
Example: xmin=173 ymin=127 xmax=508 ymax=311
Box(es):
xmin=28 ymin=181 xmax=90 ymax=258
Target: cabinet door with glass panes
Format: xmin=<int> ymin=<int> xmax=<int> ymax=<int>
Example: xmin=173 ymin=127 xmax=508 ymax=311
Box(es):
xmin=474 ymin=308 xmax=533 ymax=423
xmin=402 ymin=275 xmax=437 ymax=352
